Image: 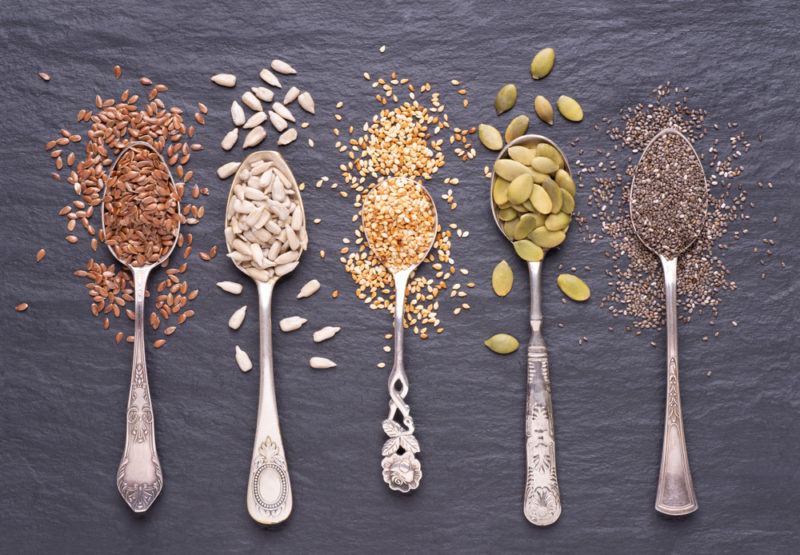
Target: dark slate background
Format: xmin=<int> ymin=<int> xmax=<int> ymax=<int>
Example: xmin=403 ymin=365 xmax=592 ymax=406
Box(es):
xmin=1 ymin=1 xmax=798 ymax=553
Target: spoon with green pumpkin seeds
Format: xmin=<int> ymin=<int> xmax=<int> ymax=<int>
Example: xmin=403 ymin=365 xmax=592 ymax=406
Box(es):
xmin=489 ymin=134 xmax=575 ymax=526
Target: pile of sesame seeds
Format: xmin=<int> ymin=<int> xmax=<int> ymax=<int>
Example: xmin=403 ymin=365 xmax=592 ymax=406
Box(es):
xmin=330 ymin=72 xmax=475 ymax=340
xmin=43 ymin=68 xmax=212 ymax=347
xmin=579 ymin=83 xmax=772 ymax=338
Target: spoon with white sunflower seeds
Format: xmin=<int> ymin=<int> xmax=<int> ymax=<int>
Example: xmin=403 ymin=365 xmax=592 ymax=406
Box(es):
xmin=225 ymin=150 xmax=307 ymax=525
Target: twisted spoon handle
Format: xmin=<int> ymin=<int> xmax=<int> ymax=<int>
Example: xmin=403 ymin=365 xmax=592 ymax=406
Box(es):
xmin=656 ymin=257 xmax=697 ymax=515
xmin=523 ymin=262 xmax=561 ymax=525
xmin=117 ymin=266 xmax=163 ymax=513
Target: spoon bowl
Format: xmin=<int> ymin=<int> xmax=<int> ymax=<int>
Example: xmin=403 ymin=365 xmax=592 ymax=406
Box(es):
xmin=101 ymin=140 xmax=181 ymax=513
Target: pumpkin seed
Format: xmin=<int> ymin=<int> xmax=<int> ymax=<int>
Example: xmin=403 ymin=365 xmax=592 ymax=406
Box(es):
xmin=478 ymin=124 xmax=503 ymax=150
xmin=503 ymin=219 xmax=519 ymax=238
xmin=507 ymin=174 xmax=534 ymax=204
xmin=494 ymin=158 xmax=530 ymax=181
xmin=513 ymin=239 xmax=544 ymax=261
xmin=530 ymin=227 xmax=566 ymax=249
xmin=530 ymin=156 xmax=559 ymax=174
xmin=530 ymin=184 xmax=552 ymax=214
xmin=561 ymin=189 xmax=575 ymax=214
xmin=508 ymin=145 xmax=536 ymax=165
xmin=504 ymin=115 xmax=529 ymax=142
xmin=534 ymin=95 xmax=554 ymax=125
xmin=555 ymin=169 xmax=576 ymax=195
xmin=514 ymin=212 xmax=539 ymax=239
xmin=557 ymin=273 xmax=591 ymax=301
xmin=545 ymin=212 xmax=571 ymax=231
xmin=495 ymin=84 xmax=517 ymax=115
xmin=556 ymin=95 xmax=584 ymax=122
xmin=536 ymin=143 xmax=563 ymax=167
xmin=530 ymin=47 xmax=555 ymax=80
xmin=492 ymin=178 xmax=510 ymax=205
xmin=484 ymin=333 xmax=520 ymax=354
xmin=498 ymin=207 xmax=517 ymax=221
xmin=542 ymin=178 xmax=563 ymax=213
xmin=492 ymin=260 xmax=513 ymax=296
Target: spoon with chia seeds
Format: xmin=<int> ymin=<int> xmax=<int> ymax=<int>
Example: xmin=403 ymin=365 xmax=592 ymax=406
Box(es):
xmin=102 ymin=141 xmax=181 ymax=513
xmin=630 ymin=127 xmax=707 ymax=516
xmin=490 ymin=134 xmax=575 ymax=526
xmin=361 ymin=176 xmax=438 ymax=493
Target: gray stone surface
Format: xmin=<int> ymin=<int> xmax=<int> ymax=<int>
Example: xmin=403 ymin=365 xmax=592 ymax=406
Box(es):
xmin=1 ymin=1 xmax=798 ymax=553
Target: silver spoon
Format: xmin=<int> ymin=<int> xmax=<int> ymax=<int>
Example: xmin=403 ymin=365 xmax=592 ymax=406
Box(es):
xmin=361 ymin=177 xmax=438 ymax=493
xmin=102 ymin=141 xmax=180 ymax=513
xmin=490 ymin=134 xmax=572 ymax=526
xmin=630 ymin=127 xmax=706 ymax=516
xmin=225 ymin=150 xmax=306 ymax=525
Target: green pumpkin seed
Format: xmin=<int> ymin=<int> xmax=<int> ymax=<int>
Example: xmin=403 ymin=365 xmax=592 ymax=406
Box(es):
xmin=497 ymin=207 xmax=517 ymax=221
xmin=511 ymin=203 xmax=528 ymax=213
xmin=560 ymin=189 xmax=575 ymax=214
xmin=530 ymin=184 xmax=552 ymax=214
xmin=503 ymin=218 xmax=518 ymax=238
xmin=514 ymin=213 xmax=540 ymax=239
xmin=530 ymin=156 xmax=559 ymax=175
xmin=492 ymin=260 xmax=514 ymax=297
xmin=504 ymin=115 xmax=530 ymax=142
xmin=508 ymin=145 xmax=536 ymax=166
xmin=556 ymin=95 xmax=584 ymax=122
xmin=507 ymin=174 xmax=534 ymax=205
xmin=495 ymin=84 xmax=517 ymax=115
xmin=530 ymin=227 xmax=566 ymax=249
xmin=536 ymin=143 xmax=563 ymax=168
xmin=531 ymin=169 xmax=549 ymax=183
xmin=513 ymin=239 xmax=544 ymax=261
xmin=522 ymin=199 xmax=537 ymax=213
xmin=542 ymin=178 xmax=562 ymax=213
xmin=534 ymin=95 xmax=554 ymax=125
xmin=478 ymin=124 xmax=503 ymax=151
xmin=555 ymin=169 xmax=576 ymax=195
xmin=530 ymin=47 xmax=555 ymax=80
xmin=557 ymin=273 xmax=590 ymax=302
xmin=494 ymin=158 xmax=530 ymax=181
xmin=484 ymin=333 xmax=520 ymax=355
xmin=545 ymin=212 xmax=571 ymax=231
xmin=492 ymin=178 xmax=510 ymax=205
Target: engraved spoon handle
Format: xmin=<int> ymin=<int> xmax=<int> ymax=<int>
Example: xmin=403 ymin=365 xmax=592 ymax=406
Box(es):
xmin=117 ymin=265 xmax=163 ymax=513
xmin=656 ymin=257 xmax=698 ymax=515
xmin=246 ymin=280 xmax=292 ymax=525
xmin=523 ymin=261 xmax=561 ymax=526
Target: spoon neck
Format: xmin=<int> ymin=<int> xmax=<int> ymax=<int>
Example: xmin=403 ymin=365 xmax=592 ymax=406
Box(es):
xmin=527 ymin=261 xmax=543 ymax=322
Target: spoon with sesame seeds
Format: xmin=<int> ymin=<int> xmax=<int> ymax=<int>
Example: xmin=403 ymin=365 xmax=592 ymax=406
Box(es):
xmin=101 ymin=141 xmax=182 ymax=513
xmin=224 ymin=150 xmax=307 ymax=525
xmin=630 ymin=127 xmax=707 ymax=516
xmin=361 ymin=176 xmax=438 ymax=493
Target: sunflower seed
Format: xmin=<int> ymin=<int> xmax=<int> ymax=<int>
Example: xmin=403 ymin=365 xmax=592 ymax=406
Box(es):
xmin=313 ymin=326 xmax=341 ymax=343
xmin=211 ymin=73 xmax=236 ymax=87
xmin=297 ymin=91 xmax=315 ymax=114
xmin=271 ymin=59 xmax=297 ymax=75
xmin=251 ymin=86 xmax=274 ymax=102
xmin=309 ymin=356 xmax=336 ymax=369
xmin=243 ymin=111 xmax=267 ymax=129
xmin=231 ymin=101 xmax=246 ymax=126
xmin=297 ymin=279 xmax=320 ymax=299
xmin=243 ymin=126 xmax=267 ymax=148
xmin=217 ymin=281 xmax=243 ymax=294
xmin=241 ymin=91 xmax=262 ymax=112
xmin=221 ymin=129 xmax=239 ymax=151
xmin=228 ymin=305 xmax=247 ymax=329
xmin=217 ymin=161 xmax=241 ymax=179
xmin=235 ymin=345 xmax=253 ymax=372
xmin=268 ymin=111 xmax=288 ymax=132
xmin=279 ymin=316 xmax=307 ymax=332
xmin=271 ymin=102 xmax=295 ymax=122
xmin=283 ymin=86 xmax=301 ymax=104
xmin=278 ymin=128 xmax=297 ymax=146
xmin=259 ymin=68 xmax=281 ymax=88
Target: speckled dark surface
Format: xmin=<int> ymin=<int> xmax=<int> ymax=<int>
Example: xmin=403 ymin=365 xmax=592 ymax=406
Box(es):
xmin=1 ymin=1 xmax=798 ymax=553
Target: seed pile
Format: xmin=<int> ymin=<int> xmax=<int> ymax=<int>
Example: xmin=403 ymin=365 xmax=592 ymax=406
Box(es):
xmin=332 ymin=72 xmax=475 ymax=339
xmin=44 ymin=69 xmax=210 ymax=346
xmin=224 ymin=156 xmax=308 ymax=283
xmin=630 ymin=131 xmax=707 ymax=258
xmin=103 ymin=145 xmax=181 ymax=266
xmin=582 ymin=83 xmax=765 ymax=333
xmin=361 ymin=178 xmax=437 ymax=273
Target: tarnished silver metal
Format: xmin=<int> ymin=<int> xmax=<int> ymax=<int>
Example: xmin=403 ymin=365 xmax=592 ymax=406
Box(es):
xmin=362 ymin=177 xmax=437 ymax=493
xmin=225 ymin=151 xmax=304 ymax=525
xmin=490 ymin=134 xmax=569 ymax=525
xmin=102 ymin=141 xmax=179 ymax=513
xmin=630 ymin=128 xmax=705 ymax=516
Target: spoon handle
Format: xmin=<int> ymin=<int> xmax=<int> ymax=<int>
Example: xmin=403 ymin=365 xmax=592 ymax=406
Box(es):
xmin=381 ymin=270 xmax=422 ymax=493
xmin=246 ymin=280 xmax=292 ymax=524
xmin=523 ymin=262 xmax=561 ymax=525
xmin=656 ymin=257 xmax=698 ymax=515
xmin=117 ymin=266 xmax=163 ymax=513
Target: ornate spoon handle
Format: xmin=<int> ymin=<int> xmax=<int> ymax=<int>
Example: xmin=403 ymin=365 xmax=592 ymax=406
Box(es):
xmin=655 ymin=257 xmax=697 ymax=515
xmin=117 ymin=266 xmax=163 ymax=513
xmin=523 ymin=261 xmax=561 ymax=525
xmin=246 ymin=280 xmax=292 ymax=524
xmin=381 ymin=270 xmax=422 ymax=493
